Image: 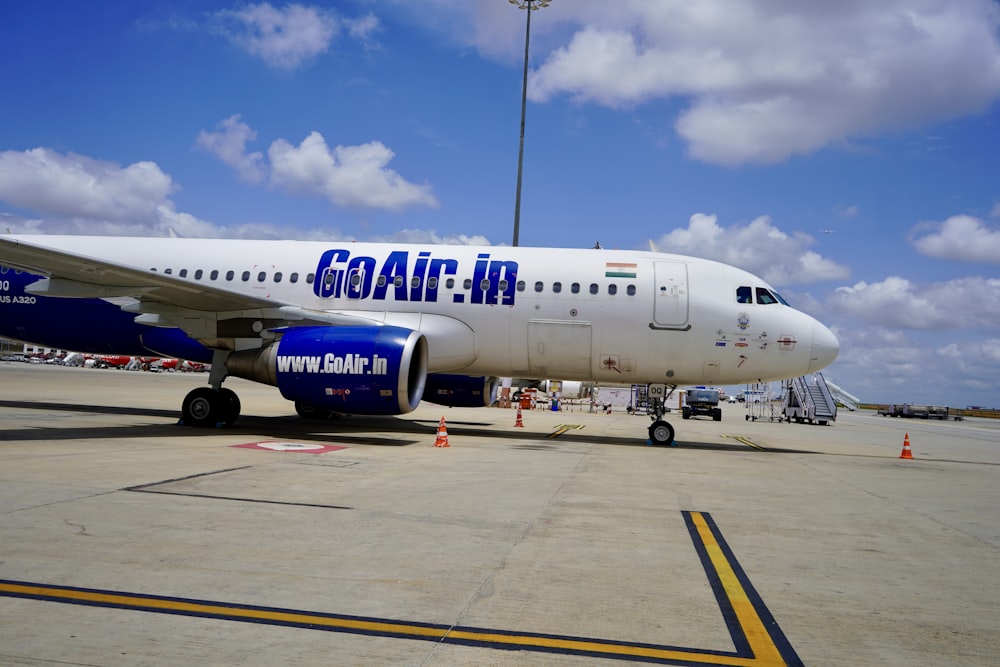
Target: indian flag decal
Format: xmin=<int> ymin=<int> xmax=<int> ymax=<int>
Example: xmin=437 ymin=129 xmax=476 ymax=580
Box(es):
xmin=605 ymin=262 xmax=638 ymax=278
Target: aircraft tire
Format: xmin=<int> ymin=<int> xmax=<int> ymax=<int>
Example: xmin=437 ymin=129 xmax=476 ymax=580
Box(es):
xmin=182 ymin=387 xmax=220 ymax=427
xmin=648 ymin=420 xmax=675 ymax=447
xmin=218 ymin=388 xmax=241 ymax=425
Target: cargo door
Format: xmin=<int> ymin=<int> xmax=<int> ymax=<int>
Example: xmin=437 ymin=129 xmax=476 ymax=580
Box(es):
xmin=527 ymin=321 xmax=592 ymax=377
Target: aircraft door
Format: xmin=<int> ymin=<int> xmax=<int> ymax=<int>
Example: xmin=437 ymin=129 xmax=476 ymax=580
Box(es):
xmin=652 ymin=261 xmax=689 ymax=328
xmin=527 ymin=321 xmax=592 ymax=377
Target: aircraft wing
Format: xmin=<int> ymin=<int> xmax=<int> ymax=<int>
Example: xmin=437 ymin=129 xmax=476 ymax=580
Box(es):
xmin=0 ymin=235 xmax=368 ymax=327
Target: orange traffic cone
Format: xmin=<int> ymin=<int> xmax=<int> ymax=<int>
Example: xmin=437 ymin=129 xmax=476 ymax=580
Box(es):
xmin=899 ymin=433 xmax=913 ymax=459
xmin=433 ymin=417 xmax=450 ymax=447
xmin=514 ymin=407 xmax=524 ymax=427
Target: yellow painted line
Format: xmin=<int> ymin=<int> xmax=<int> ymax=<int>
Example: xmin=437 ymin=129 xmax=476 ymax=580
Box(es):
xmin=0 ymin=581 xmax=446 ymax=639
xmin=546 ymin=424 xmax=584 ymax=438
xmin=688 ymin=512 xmax=791 ymax=666
xmin=0 ymin=511 xmax=801 ymax=665
xmin=723 ymin=435 xmax=767 ymax=451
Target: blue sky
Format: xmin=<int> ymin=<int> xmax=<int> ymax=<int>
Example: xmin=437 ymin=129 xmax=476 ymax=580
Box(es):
xmin=1 ymin=1 xmax=999 ymax=409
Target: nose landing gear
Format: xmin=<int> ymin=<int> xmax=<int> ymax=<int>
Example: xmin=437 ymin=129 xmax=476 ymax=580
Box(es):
xmin=646 ymin=383 xmax=677 ymax=446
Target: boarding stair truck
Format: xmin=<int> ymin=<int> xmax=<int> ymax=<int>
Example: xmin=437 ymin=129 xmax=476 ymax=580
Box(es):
xmin=783 ymin=372 xmax=838 ymax=425
xmin=682 ymin=387 xmax=722 ymax=421
xmin=825 ymin=378 xmax=859 ymax=412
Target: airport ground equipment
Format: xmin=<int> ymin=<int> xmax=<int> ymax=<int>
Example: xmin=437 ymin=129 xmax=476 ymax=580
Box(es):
xmin=877 ymin=404 xmax=949 ymax=419
xmin=744 ymin=383 xmax=783 ymax=422
xmin=783 ymin=372 xmax=838 ymax=425
xmin=825 ymin=377 xmax=859 ymax=411
xmin=682 ymin=387 xmax=722 ymax=421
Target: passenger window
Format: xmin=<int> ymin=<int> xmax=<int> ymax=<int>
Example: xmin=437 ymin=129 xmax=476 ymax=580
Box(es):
xmin=534 ymin=281 xmax=544 ymax=292
xmin=428 ymin=277 xmax=438 ymax=289
xmin=194 ymin=269 xmax=203 ymax=280
xmin=445 ymin=278 xmax=455 ymax=289
xmin=552 ymin=282 xmax=562 ymax=293
xmin=737 ymin=286 xmax=753 ymax=304
xmin=306 ymin=273 xmax=314 ymax=284
xmin=164 ymin=268 xmax=173 ymax=275
xmin=394 ymin=276 xmax=405 ymax=288
xmin=376 ymin=275 xmax=387 ymax=287
xmin=608 ymin=284 xmax=617 ymax=295
xmin=257 ymin=272 xmax=266 ymax=282
xmin=516 ymin=281 xmax=526 ymax=292
xmin=290 ymin=273 xmax=299 ymax=284
xmin=627 ymin=285 xmax=636 ymax=296
xmin=179 ymin=269 xmax=188 ymax=278
xmin=226 ymin=270 xmax=234 ymax=281
xmin=571 ymin=283 xmax=580 ymax=294
xmin=589 ymin=283 xmax=599 ymax=294
xmin=756 ymin=287 xmax=778 ymax=305
xmin=274 ymin=272 xmax=282 ymax=283
xmin=412 ymin=277 xmax=422 ymax=289
xmin=324 ymin=273 xmax=335 ymax=286
xmin=242 ymin=271 xmax=251 ymax=282
xmin=498 ymin=279 xmax=508 ymax=291
xmin=463 ymin=279 xmax=472 ymax=290
xmin=210 ymin=270 xmax=219 ymax=281
xmin=480 ymin=278 xmax=490 ymax=291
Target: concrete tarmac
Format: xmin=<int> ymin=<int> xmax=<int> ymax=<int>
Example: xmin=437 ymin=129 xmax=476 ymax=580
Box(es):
xmin=0 ymin=363 xmax=998 ymax=666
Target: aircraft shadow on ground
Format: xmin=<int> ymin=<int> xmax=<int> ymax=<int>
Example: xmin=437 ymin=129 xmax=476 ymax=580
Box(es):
xmin=0 ymin=399 xmax=813 ymax=453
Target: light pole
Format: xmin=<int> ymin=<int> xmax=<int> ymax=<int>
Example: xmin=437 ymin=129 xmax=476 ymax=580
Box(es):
xmin=509 ymin=0 xmax=550 ymax=247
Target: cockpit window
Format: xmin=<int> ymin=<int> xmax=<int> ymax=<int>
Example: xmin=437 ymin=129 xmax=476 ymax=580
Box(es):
xmin=737 ymin=286 xmax=752 ymax=303
xmin=756 ymin=287 xmax=779 ymax=305
xmin=772 ymin=291 xmax=790 ymax=306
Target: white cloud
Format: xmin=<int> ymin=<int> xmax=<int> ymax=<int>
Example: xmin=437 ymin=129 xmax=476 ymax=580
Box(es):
xmin=420 ymin=0 xmax=1000 ymax=166
xmin=268 ymin=131 xmax=438 ymax=210
xmin=346 ymin=13 xmax=381 ymax=44
xmin=196 ymin=115 xmax=266 ymax=183
xmin=0 ymin=145 xmax=447 ymax=240
xmin=0 ymin=148 xmax=191 ymax=228
xmin=368 ymin=228 xmax=490 ymax=246
xmin=653 ymin=213 xmax=849 ymax=286
xmin=911 ymin=215 xmax=1000 ymax=263
xmin=215 ymin=3 xmax=339 ymax=70
xmin=829 ymin=276 xmax=1000 ymax=330
xmin=195 ymin=117 xmax=438 ymax=211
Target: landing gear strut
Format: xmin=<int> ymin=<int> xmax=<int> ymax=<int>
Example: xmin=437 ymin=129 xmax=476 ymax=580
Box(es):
xmin=180 ymin=350 xmax=241 ymax=428
xmin=646 ymin=384 xmax=677 ymax=446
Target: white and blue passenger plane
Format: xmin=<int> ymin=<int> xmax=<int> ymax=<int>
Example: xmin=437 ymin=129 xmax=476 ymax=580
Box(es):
xmin=0 ymin=235 xmax=838 ymax=445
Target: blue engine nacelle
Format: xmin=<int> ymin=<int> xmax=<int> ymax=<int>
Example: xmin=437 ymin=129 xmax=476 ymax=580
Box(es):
xmin=226 ymin=325 xmax=428 ymax=414
xmin=423 ymin=374 xmax=498 ymax=408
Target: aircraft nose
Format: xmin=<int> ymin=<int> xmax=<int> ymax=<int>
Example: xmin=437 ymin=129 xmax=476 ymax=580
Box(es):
xmin=808 ymin=321 xmax=839 ymax=373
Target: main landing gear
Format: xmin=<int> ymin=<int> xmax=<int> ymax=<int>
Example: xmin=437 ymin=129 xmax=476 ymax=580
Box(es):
xmin=646 ymin=384 xmax=677 ymax=446
xmin=181 ymin=386 xmax=241 ymax=427
xmin=180 ymin=350 xmax=242 ymax=428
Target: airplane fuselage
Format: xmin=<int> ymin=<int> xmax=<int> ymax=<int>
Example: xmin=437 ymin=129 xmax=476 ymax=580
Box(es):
xmin=1 ymin=236 xmax=837 ymax=388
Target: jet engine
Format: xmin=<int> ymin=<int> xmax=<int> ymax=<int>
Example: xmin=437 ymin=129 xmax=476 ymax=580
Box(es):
xmin=226 ymin=325 xmax=427 ymax=414
xmin=423 ymin=374 xmax=498 ymax=407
